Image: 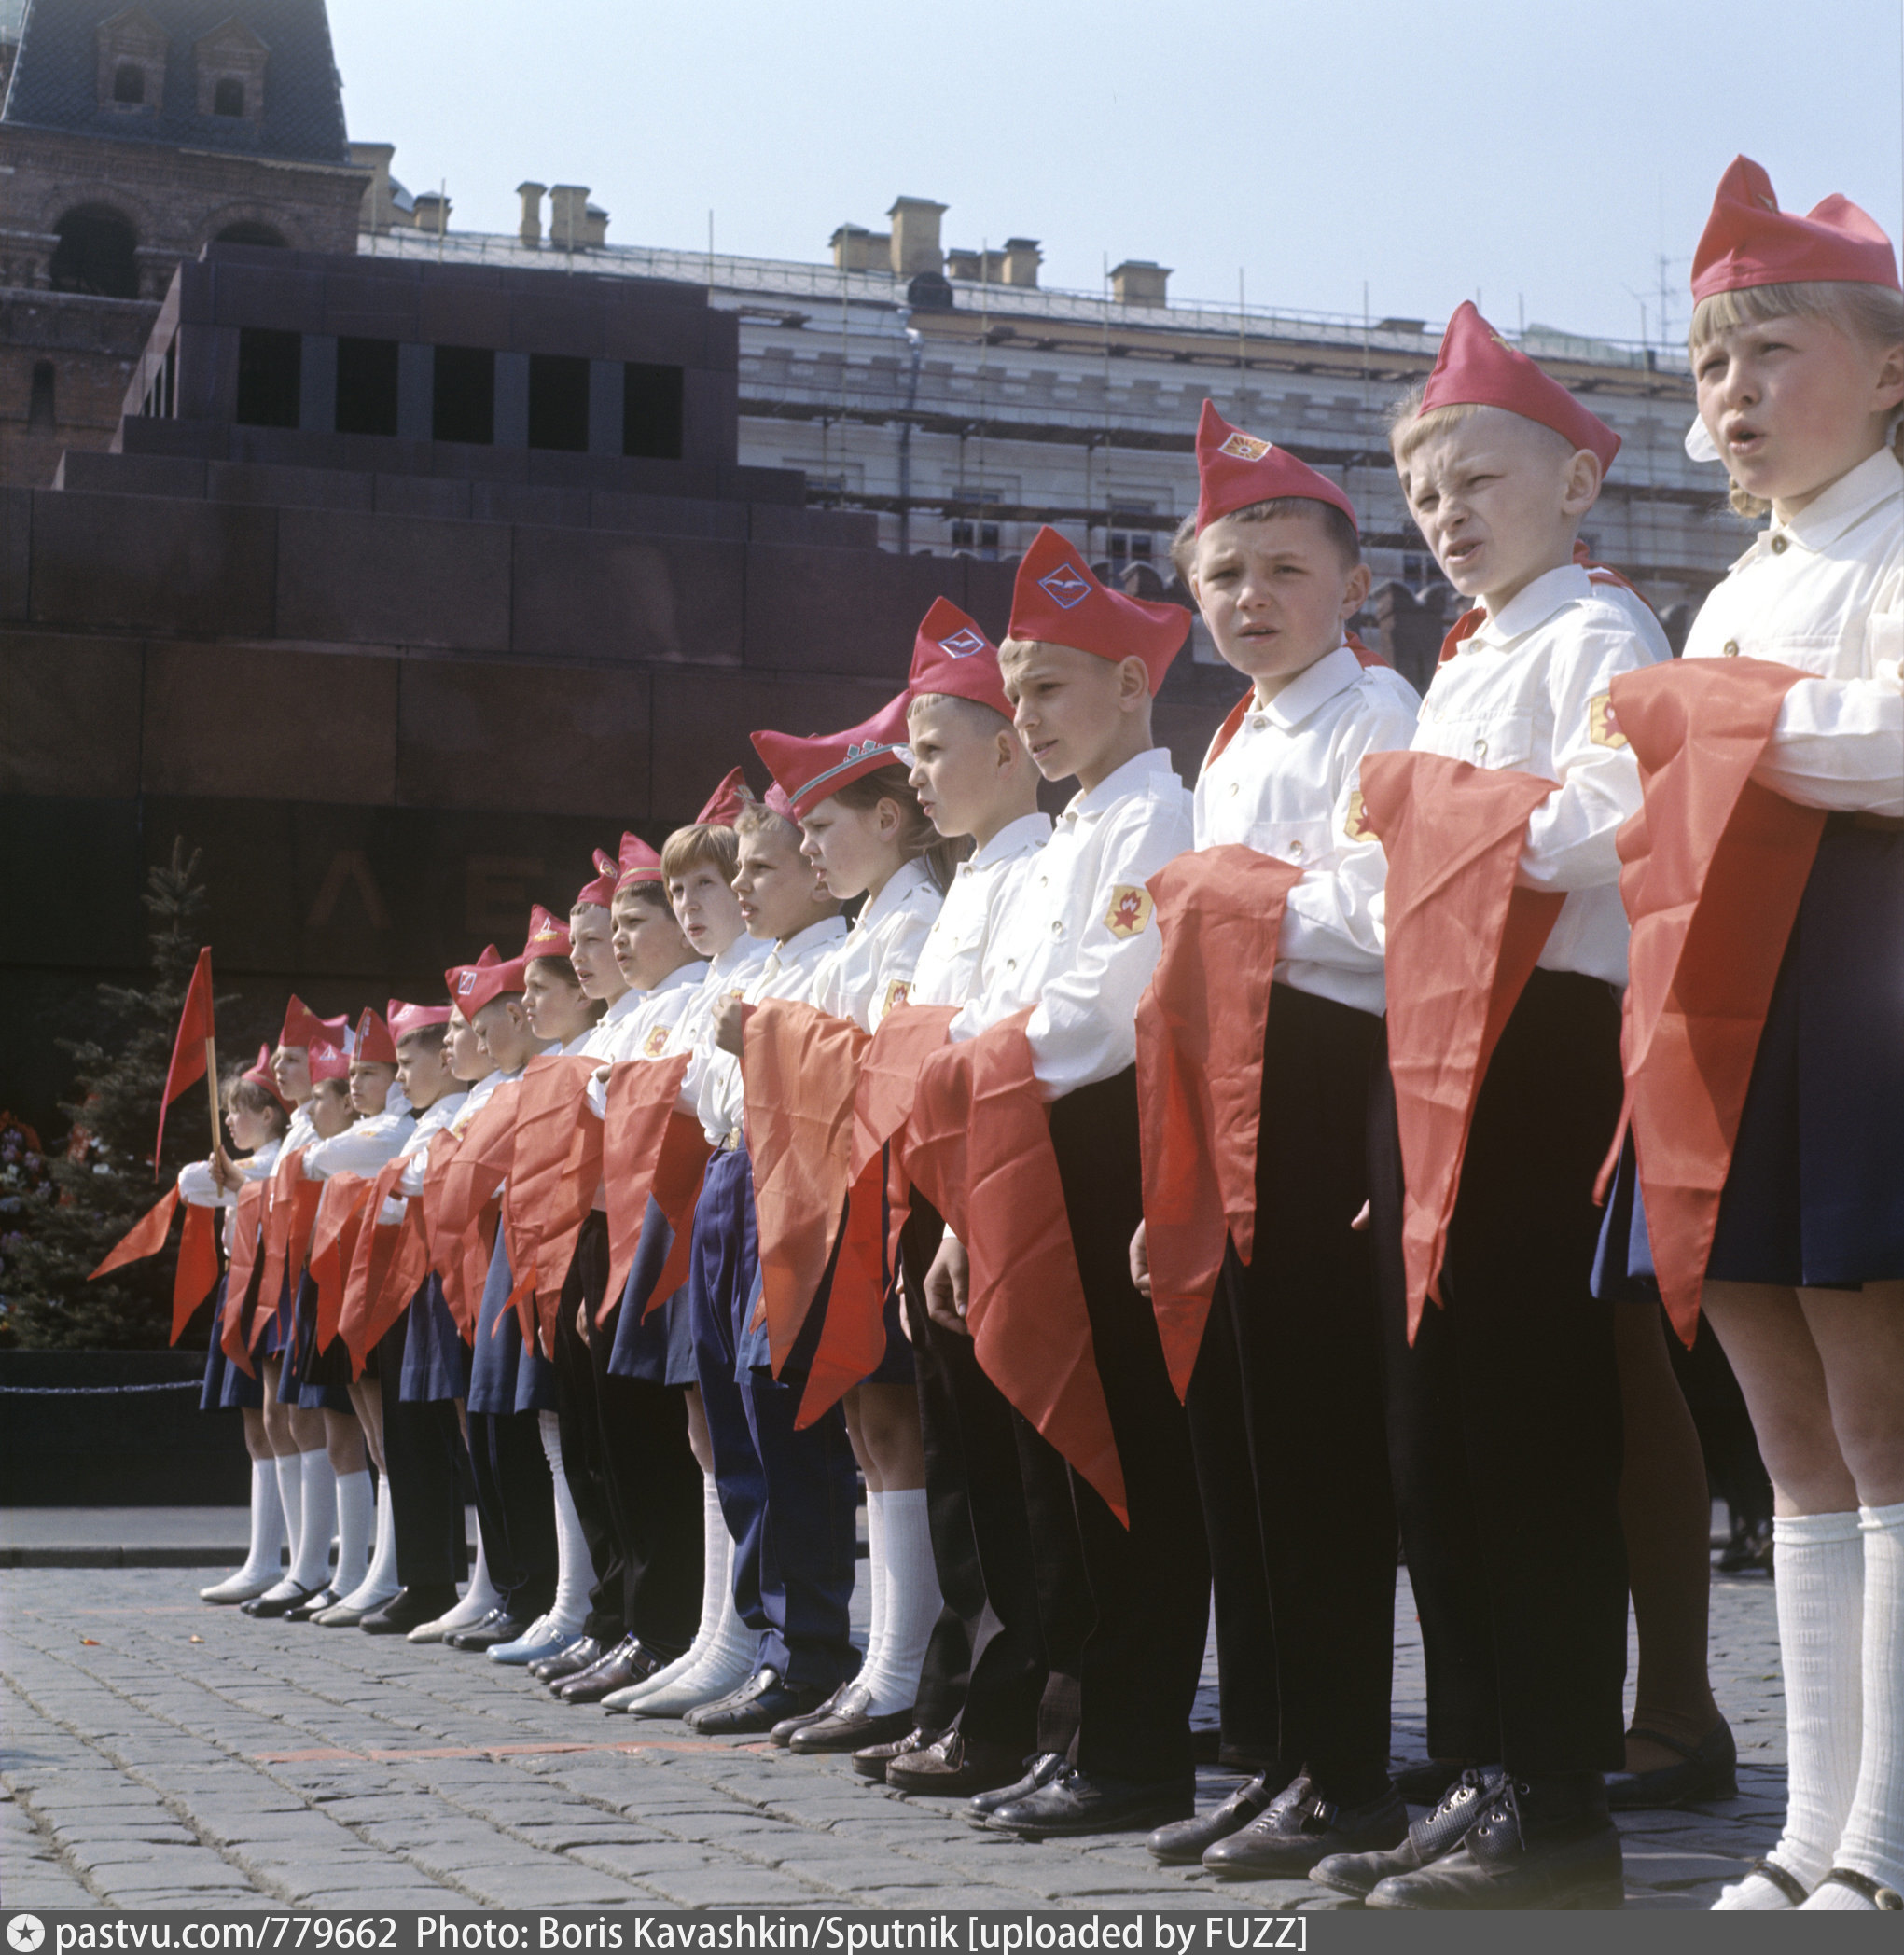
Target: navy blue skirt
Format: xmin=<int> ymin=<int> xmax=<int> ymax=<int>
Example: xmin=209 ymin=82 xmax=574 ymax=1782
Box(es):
xmin=276 ymin=1269 xmax=353 ymax=1411
xmin=605 ymin=1197 xmax=699 ymax=1387
xmin=198 ymin=1273 xmax=264 ymax=1411
xmin=466 ymin=1237 xmax=558 ymax=1416
xmin=398 ymin=1274 xmax=470 ymax=1403
xmin=1598 ymin=820 xmax=1904 ymax=1294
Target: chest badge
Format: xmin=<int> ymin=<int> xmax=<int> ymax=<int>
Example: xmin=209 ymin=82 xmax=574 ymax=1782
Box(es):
xmin=1103 ymin=885 xmax=1155 ymax=939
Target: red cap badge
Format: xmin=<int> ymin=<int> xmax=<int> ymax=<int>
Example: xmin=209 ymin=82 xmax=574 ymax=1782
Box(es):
xmin=1691 ymin=155 xmax=1899 ymax=301
xmin=574 ymin=849 xmax=618 ymax=911
xmin=351 ymin=1007 xmax=396 ymax=1067
xmin=1420 ymin=303 xmax=1621 ymax=472
xmin=751 ymin=693 xmax=913 ymax=823
xmin=1194 ymin=400 xmax=1358 ymax=534
xmin=444 ymin=945 xmax=506 ymax=1013
xmin=907 ymin=598 xmax=1011 ymax=719
xmin=1008 ymin=527 xmax=1189 ymax=694
xmin=521 ymin=905 xmax=573 ymax=963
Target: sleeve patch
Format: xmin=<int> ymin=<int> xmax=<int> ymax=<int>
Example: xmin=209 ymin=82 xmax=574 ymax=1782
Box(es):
xmin=882 ymin=978 xmax=912 ymax=1014
xmin=1103 ymin=885 xmax=1155 ymax=939
xmin=642 ymin=1026 xmax=670 ymax=1057
xmin=1589 ymin=691 xmax=1629 ymax=749
xmin=1344 ymin=789 xmax=1377 ymax=842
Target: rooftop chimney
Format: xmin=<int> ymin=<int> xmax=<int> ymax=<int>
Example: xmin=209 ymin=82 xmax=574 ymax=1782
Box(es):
xmin=349 ymin=142 xmax=399 ymax=232
xmin=830 ymin=223 xmax=890 ymax=273
xmin=517 ymin=181 xmax=545 ymax=247
xmin=1001 ymin=238 xmax=1041 ymax=287
xmin=549 ymin=184 xmax=590 ymax=251
xmin=1110 ymin=259 xmax=1171 ymax=306
xmin=411 ymin=188 xmax=451 ymax=237
xmin=583 ymin=202 xmax=609 ymax=248
xmin=887 ymin=197 xmax=947 ymax=278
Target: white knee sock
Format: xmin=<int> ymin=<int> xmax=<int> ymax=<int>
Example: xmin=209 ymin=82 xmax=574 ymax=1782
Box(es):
xmin=1715 ymin=1509 xmax=1864 ymax=1909
xmin=419 ymin=1519 xmax=499 ymax=1635
xmin=289 ymin=1449 xmax=339 ymax=1591
xmin=1803 ymin=1501 xmax=1904 ymax=1909
xmin=264 ymin=1451 xmax=305 ymax=1594
xmin=346 ymin=1475 xmax=399 ymax=1607
xmin=539 ymin=1410 xmax=592 ymax=1638
xmin=241 ymin=1461 xmax=286 ymax=1581
xmin=331 ymin=1469 xmax=374 ymax=1600
xmin=857 ymin=1487 xmax=941 ymax=1716
xmin=859 ymin=1490 xmax=889 ymax=1681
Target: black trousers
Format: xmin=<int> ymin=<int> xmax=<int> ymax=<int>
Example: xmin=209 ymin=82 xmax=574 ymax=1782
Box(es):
xmin=378 ymin=1310 xmax=468 ymax=1588
xmin=568 ymin=1212 xmax=702 ymax=1655
xmin=1190 ymin=983 xmax=1395 ymax=1799
xmin=466 ymin=1407 xmax=556 ymax=1621
xmin=552 ymin=1242 xmax=623 ymax=1643
xmin=1038 ymin=1067 xmax=1211 ymax=1785
xmin=900 ymin=1201 xmax=1049 ymax=1747
xmin=1369 ymin=967 xmax=1628 ymax=1776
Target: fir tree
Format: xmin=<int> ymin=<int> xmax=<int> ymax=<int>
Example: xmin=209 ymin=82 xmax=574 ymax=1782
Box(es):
xmin=1 ymin=840 xmax=228 ymax=1350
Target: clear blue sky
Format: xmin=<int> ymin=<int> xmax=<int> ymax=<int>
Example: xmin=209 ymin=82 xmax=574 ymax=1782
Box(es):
xmin=327 ymin=0 xmax=1903 ymax=347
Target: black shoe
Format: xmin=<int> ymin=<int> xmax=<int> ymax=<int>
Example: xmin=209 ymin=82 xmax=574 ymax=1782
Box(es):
xmin=988 ymin=1765 xmax=1193 ymax=1839
xmin=556 ymin=1636 xmax=669 ymax=1704
xmin=242 ymin=1582 xmax=317 ymax=1619
xmin=968 ymin=1751 xmax=1064 ymax=1823
xmin=1147 ymin=1770 xmax=1286 ymax=1865
xmin=853 ymin=1726 xmax=940 ymax=1783
xmin=530 ymin=1636 xmax=602 ymax=1683
xmin=1312 ymin=1768 xmax=1504 ymax=1899
xmin=1366 ymin=1773 xmax=1624 ymax=1910
xmin=284 ymin=1587 xmax=340 ymax=1622
xmin=360 ymin=1584 xmax=461 ymax=1634
xmin=1605 ymin=1721 xmax=1737 ymax=1811
xmin=887 ymin=1731 xmax=1032 ymax=1798
xmin=1202 ymin=1772 xmax=1407 ymax=1879
xmin=684 ymin=1669 xmax=828 ymax=1736
xmin=444 ymin=1608 xmax=532 ymax=1652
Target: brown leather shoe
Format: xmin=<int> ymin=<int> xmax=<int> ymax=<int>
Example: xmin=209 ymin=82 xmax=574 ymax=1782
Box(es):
xmin=555 ymin=1635 xmax=669 ymax=1704
xmin=785 ymin=1684 xmax=917 ymax=1755
xmin=885 ymin=1729 xmax=1029 ymax=1797
xmin=853 ymin=1726 xmax=941 ymax=1782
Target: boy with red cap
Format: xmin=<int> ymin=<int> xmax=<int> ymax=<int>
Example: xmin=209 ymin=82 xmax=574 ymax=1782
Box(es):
xmin=1597 ymin=159 xmax=1904 ymax=1914
xmin=1313 ymin=308 xmax=1670 ymax=1909
xmin=1133 ymin=405 xmax=1420 ymax=1875
xmin=928 ymin=527 xmax=1205 ymax=1840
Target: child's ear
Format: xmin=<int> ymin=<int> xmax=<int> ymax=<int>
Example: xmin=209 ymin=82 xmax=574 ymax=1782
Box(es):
xmin=1562 ymin=447 xmax=1604 ymax=517
xmin=1117 ymin=656 xmax=1150 ymax=710
xmin=1339 ymin=562 xmax=1372 ymax=620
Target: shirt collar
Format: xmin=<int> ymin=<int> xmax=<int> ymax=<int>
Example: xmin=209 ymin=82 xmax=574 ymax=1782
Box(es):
xmin=1772 ymin=447 xmax=1904 ymax=555
xmin=969 ymin=811 xmax=1054 ymax=870
xmin=1255 ymin=642 xmax=1363 ymax=727
xmin=855 ymin=857 xmax=937 ymax=932
xmin=648 ymin=960 xmax=703 ymax=998
xmin=600 ymin=989 xmax=645 ymax=1026
xmin=1472 ymin=562 xmax=1591 ymax=646
xmin=770 ymin=916 xmax=850 ymax=965
xmin=1063 ymin=746 xmax=1177 ymax=825
xmin=710 ymin=934 xmax=769 ymax=978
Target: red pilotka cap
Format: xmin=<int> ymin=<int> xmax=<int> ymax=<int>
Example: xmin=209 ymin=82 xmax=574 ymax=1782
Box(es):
xmin=1421 ymin=302 xmax=1621 ymax=472
xmin=1008 ymin=527 xmax=1189 ymax=694
xmin=907 ymin=598 xmax=1011 ymax=719
xmin=1194 ymin=400 xmax=1358 ymax=534
xmin=697 ymin=768 xmax=749 ymax=827
xmin=279 ymin=995 xmax=349 ymax=1053
xmin=446 ymin=944 xmax=522 ymax=1019
xmin=242 ymin=1044 xmax=294 ymax=1113
xmin=386 ymin=998 xmax=452 ymax=1042
xmin=614 ymin=833 xmax=664 ymax=893
xmin=307 ymin=1029 xmax=351 ymax=1084
xmin=751 ymin=693 xmax=913 ymax=823
xmin=352 ymin=1007 xmax=396 ymax=1066
xmin=574 ymin=849 xmax=618 ymax=910
xmin=521 ymin=904 xmax=572 ymax=963
xmin=1691 ymin=155 xmax=1900 ymax=300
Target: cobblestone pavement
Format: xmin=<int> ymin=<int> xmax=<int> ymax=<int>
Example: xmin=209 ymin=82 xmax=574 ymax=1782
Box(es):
xmin=2 ymin=1565 xmax=1784 ymax=1912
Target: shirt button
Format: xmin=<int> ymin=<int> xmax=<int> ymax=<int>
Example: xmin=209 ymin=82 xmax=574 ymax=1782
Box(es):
xmin=1251 ymin=716 xmax=1267 ymax=730
xmin=1472 ymin=737 xmax=1489 ymax=760
xmin=1288 ymin=840 xmax=1303 ymax=861
xmin=1039 ymin=874 xmax=1049 ymax=887
xmin=1770 ymin=535 xmax=1788 ymax=554
xmin=1007 ymin=959 xmax=1017 ymax=972
xmin=1229 ymin=782 xmax=1240 ymax=797
xmin=1722 ymin=639 xmax=1740 ymax=658
xmin=1050 ymin=920 xmax=1063 ymax=935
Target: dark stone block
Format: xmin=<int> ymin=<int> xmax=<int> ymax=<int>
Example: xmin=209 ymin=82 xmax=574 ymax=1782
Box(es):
xmin=600 ymin=303 xmax=711 ymax=369
xmin=960 ymin=557 xmax=1018 ymax=644
xmin=211 ymin=261 xmax=326 ymax=333
xmin=744 ymin=543 xmax=962 ymax=679
xmin=29 ymin=492 xmax=275 ymax=636
xmin=598 ymin=455 xmax=718 ymax=502
xmin=0 ymin=635 xmax=143 ymax=796
xmin=591 ymin=491 xmax=747 ymax=542
xmin=0 ymin=488 xmax=25 ymax=621
xmin=275 ymin=508 xmax=511 ymax=651
xmin=118 ymin=417 xmax=229 ymax=460
xmin=178 ymin=322 xmax=239 ymax=422
xmin=471 ymin=482 xmax=591 ymax=529
xmin=703 ymin=308 xmax=740 ymax=367
xmin=418 ymin=281 xmax=513 ymax=349
xmin=206 ymin=459 xmax=374 ymax=511
xmin=721 ymin=464 xmax=804 ymax=507
xmin=174 ymin=257 xmax=216 ymax=327
xmin=512 ymin=529 xmax=744 ymax=665
xmin=508 ymin=288 xmax=605 ymax=359
xmin=141 ymin=644 xmax=399 ymax=802
xmin=53 ymin=451 xmax=206 ymax=500
xmin=428 ymin=441 xmax=531 ymax=484
xmin=683 ymin=367 xmax=738 ymax=467
xmin=374 ymin=474 xmax=472 ymax=520
xmin=396 ymin=659 xmax=652 ymax=817
xmin=322 ymin=271 xmax=422 ymax=337
xmin=0 ymin=797 xmax=145 ymax=976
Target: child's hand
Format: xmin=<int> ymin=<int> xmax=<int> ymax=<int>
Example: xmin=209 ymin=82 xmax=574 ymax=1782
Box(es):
xmin=1129 ymin=1219 xmax=1151 ymax=1297
xmin=715 ymin=997 xmax=751 ymax=1057
xmin=211 ymin=1152 xmax=243 ymax=1194
xmin=924 ymin=1236 xmax=971 ymax=1337
xmin=593 ymin=1065 xmax=611 ymax=1085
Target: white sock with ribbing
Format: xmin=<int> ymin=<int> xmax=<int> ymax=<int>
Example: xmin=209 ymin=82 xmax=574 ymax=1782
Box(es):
xmin=857 ymin=1488 xmax=940 ymax=1715
xmin=859 ymin=1490 xmax=889 ymax=1684
xmin=607 ymin=1476 xmax=729 ymax=1708
xmin=343 ymin=1476 xmax=399 ymax=1609
xmin=330 ymin=1469 xmax=374 ymax=1601
xmin=1802 ymin=1501 xmax=1904 ymax=1909
xmin=1715 ymin=1509 xmax=1864 ymax=1908
xmin=539 ymin=1410 xmax=591 ymax=1638
xmin=415 ymin=1521 xmax=500 ymax=1637
xmin=253 ymin=1450 xmax=308 ymax=1601
xmin=202 ymin=1463 xmax=286 ymax=1600
xmin=288 ymin=1449 xmax=339 ymax=1592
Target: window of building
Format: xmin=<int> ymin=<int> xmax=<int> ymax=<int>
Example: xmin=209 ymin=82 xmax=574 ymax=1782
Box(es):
xmin=141 ymin=338 xmax=177 ymax=420
xmin=528 ymin=354 xmax=590 ymax=452
xmin=113 ymin=63 xmax=145 ymax=104
xmin=49 ymin=208 xmax=139 ymax=299
xmin=623 ymin=362 xmax=684 ymax=460
xmin=212 ymin=76 xmax=244 ymax=117
xmin=29 ymin=362 xmax=56 ymax=430
xmin=433 ymin=345 xmax=494 ymax=446
xmin=950 ymin=520 xmax=1001 ymax=558
xmin=1106 ymin=502 xmax=1157 ymax=572
xmin=335 ymin=337 xmax=400 ymax=437
xmin=1401 ymin=551 xmax=1429 ymax=587
xmin=234 ymin=326 xmax=301 ymax=429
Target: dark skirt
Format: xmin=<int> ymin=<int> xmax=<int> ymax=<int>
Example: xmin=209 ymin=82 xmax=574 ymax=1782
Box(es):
xmin=277 ymin=1269 xmax=353 ymax=1412
xmin=1598 ymin=820 xmax=1904 ymax=1294
xmin=466 ymin=1236 xmax=559 ymax=1416
xmin=398 ymin=1274 xmax=470 ymax=1403
xmin=605 ymin=1197 xmax=700 ymax=1387
xmin=198 ymin=1273 xmax=264 ymax=1411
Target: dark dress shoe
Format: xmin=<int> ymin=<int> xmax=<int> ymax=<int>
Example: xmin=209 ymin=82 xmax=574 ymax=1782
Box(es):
xmin=1605 ymin=1721 xmax=1736 ymax=1810
xmin=1147 ymin=1769 xmax=1287 ymax=1865
xmin=988 ymin=1765 xmax=1193 ymax=1839
xmin=360 ymin=1584 xmax=460 ymax=1635
xmin=444 ymin=1608 xmax=532 ymax=1652
xmin=887 ymin=1730 xmax=1030 ymax=1797
xmin=685 ymin=1669 xmax=829 ymax=1736
xmin=530 ymin=1636 xmax=602 ymax=1683
xmin=853 ymin=1726 xmax=940 ymax=1782
xmin=556 ymin=1638 xmax=670 ymax=1704
xmin=1311 ymin=1768 xmax=1504 ymax=1899
xmin=771 ymin=1681 xmax=848 ymax=1747
xmin=1202 ymin=1773 xmax=1407 ymax=1878
xmin=284 ymin=1587 xmax=340 ymax=1622
xmin=1366 ymin=1773 xmax=1623 ymax=1910
xmin=787 ymin=1685 xmax=917 ymax=1755
xmin=311 ymin=1596 xmax=384 ymax=1627
xmin=967 ymin=1751 xmax=1066 ymax=1823
xmin=242 ymin=1583 xmax=317 ymax=1619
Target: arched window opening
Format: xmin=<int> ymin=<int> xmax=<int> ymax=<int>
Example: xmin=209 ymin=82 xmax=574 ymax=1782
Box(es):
xmin=113 ymin=63 xmax=145 ymax=104
xmin=49 ymin=209 xmax=140 ymax=299
xmin=212 ymin=76 xmax=244 ymax=117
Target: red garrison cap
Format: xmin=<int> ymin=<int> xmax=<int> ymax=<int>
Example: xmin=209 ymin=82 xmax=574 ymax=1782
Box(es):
xmin=1691 ymin=155 xmax=1899 ymax=300
xmin=307 ymin=1029 xmax=351 ymax=1084
xmin=444 ymin=945 xmax=508 ymax=1014
xmin=279 ymin=995 xmax=350 ymax=1053
xmin=1420 ymin=302 xmax=1621 ymax=472
xmin=1008 ymin=527 xmax=1189 ymax=694
xmin=386 ymin=998 xmax=452 ymax=1043
xmin=614 ymin=833 xmax=664 ymax=893
xmin=575 ymin=849 xmax=618 ymax=910
xmin=460 ymin=954 xmax=527 ymax=1019
xmin=1194 ymin=399 xmax=1358 ymax=534
xmin=696 ymin=768 xmax=749 ymax=828
xmin=521 ymin=905 xmax=573 ymax=963
xmin=242 ymin=1044 xmax=294 ymax=1113
xmin=751 ymin=693 xmax=913 ymax=823
xmin=352 ymin=1008 xmax=396 ymax=1067
xmin=907 ymin=598 xmax=1011 ymax=719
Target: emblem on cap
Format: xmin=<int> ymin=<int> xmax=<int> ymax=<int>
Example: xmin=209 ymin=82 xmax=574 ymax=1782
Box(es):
xmin=1217 ymin=431 xmax=1273 ymax=462
xmin=1036 ymin=562 xmax=1092 ymax=610
xmin=457 ymin=971 xmax=476 ymax=994
xmin=938 ymin=628 xmax=988 ymax=659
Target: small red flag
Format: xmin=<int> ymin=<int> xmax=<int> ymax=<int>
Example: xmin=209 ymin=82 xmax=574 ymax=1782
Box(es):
xmin=90 ymin=1186 xmax=180 ymax=1280
xmin=156 ymin=949 xmax=215 ymax=1173
xmin=171 ymin=1199 xmax=221 ymax=1342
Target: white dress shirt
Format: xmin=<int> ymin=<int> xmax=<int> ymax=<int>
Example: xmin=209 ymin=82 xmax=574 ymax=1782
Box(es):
xmin=582 ymin=962 xmax=708 ymax=1117
xmin=178 ymin=1136 xmax=281 ymax=1210
xmin=1685 ymin=446 xmax=1903 ymax=816
xmin=1408 ymin=562 xmax=1669 ymax=986
xmin=910 ymin=814 xmax=1054 ymax=1009
xmin=952 ymin=746 xmax=1194 ymax=1100
xmin=697 ymin=917 xmax=851 ymax=1144
xmin=283 ymin=1103 xmax=317 ymax=1155
xmin=299 ymin=1088 xmax=416 ymax=1181
xmin=385 ymin=1091 xmax=469 ymax=1210
xmin=806 ymin=858 xmax=945 ymax=1033
xmin=671 ymin=936 xmax=773 ymax=1135
xmin=1196 ymin=644 xmax=1421 ymax=1016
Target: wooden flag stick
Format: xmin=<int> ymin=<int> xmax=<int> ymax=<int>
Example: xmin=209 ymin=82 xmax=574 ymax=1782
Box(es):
xmin=204 ymin=1034 xmax=227 ymax=1174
